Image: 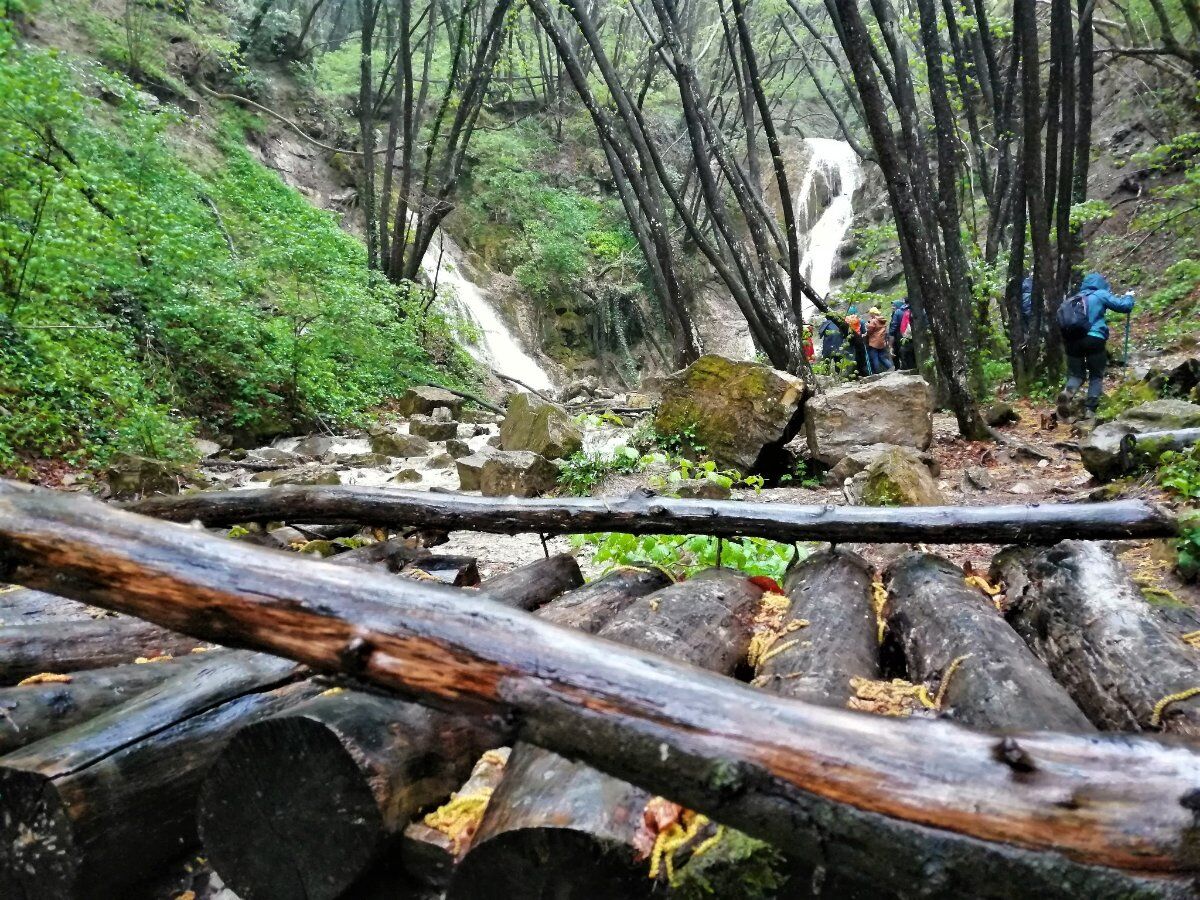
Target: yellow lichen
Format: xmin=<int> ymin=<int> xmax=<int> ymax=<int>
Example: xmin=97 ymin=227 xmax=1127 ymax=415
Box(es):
xmin=871 ymin=579 xmax=888 ymax=644
xmin=134 ymin=655 xmax=172 ymax=664
xmin=422 ymin=789 xmax=494 ymax=856
xmin=1182 ymin=630 xmax=1200 ymax=649
xmin=1150 ymin=687 xmax=1200 ymax=727
xmin=17 ymin=672 xmax=73 ymax=686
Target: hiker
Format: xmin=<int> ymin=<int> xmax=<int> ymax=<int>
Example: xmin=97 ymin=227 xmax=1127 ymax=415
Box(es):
xmin=803 ymin=325 xmax=815 ymax=362
xmin=1055 ymin=272 xmax=1135 ymax=420
xmin=887 ymin=299 xmax=907 ymax=367
xmin=865 ymin=307 xmax=893 ymax=373
xmin=1020 ymin=275 xmax=1033 ymax=327
xmin=844 ymin=308 xmax=870 ymax=376
xmin=818 ymin=315 xmax=844 ymax=358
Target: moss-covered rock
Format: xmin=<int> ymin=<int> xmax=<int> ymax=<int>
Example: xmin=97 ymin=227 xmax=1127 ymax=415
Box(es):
xmin=104 ymin=452 xmax=186 ymax=499
xmin=1081 ymin=400 xmax=1200 ymax=480
xmin=654 ymin=355 xmax=804 ymax=472
xmin=268 ymin=466 xmax=341 ymax=487
xmin=368 ymin=427 xmax=433 ymax=458
xmin=850 ymin=447 xmax=945 ymax=506
xmin=500 ymin=392 xmax=583 ymax=460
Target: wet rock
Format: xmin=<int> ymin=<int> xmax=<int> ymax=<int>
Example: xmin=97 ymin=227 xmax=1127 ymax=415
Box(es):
xmin=1080 ymin=400 xmax=1200 ymax=480
xmin=424 ymin=452 xmax=455 ymax=469
xmin=269 ymin=467 xmax=342 ymax=487
xmin=673 ymin=480 xmax=732 ymax=500
xmin=848 ymin=446 xmax=945 ymax=506
xmin=369 ymin=427 xmax=433 ymax=458
xmin=962 ymin=467 xmax=994 ymax=491
xmin=293 ymin=435 xmax=335 ymax=458
xmin=391 ymin=468 xmax=422 ymax=484
xmin=455 ymin=451 xmax=495 ymax=492
xmin=431 ymin=406 xmax=454 ymax=423
xmin=626 ymin=392 xmax=654 ymax=409
xmin=982 ymin=401 xmax=1019 ymax=426
xmin=410 ymin=415 xmax=459 ymax=442
xmin=805 ymin=371 xmax=934 ymax=466
xmin=396 ymin=385 xmax=464 ymax=418
xmin=499 ymin=393 xmax=583 ymax=460
xmin=446 ymin=439 xmax=472 ymax=459
xmin=824 ymin=443 xmax=939 ymax=487
xmin=559 ymin=375 xmax=599 ymax=401
xmin=1145 ymin=355 xmax=1200 ymax=397
xmin=459 ymin=409 xmax=499 ymax=425
xmin=655 ymin=355 xmax=805 ymax=472
xmin=251 ymin=448 xmax=305 ymax=464
xmin=336 ymin=452 xmax=393 ymax=468
xmin=266 ymin=526 xmax=308 ymax=548
xmin=104 ymin=453 xmax=184 ymax=499
xmin=193 ymin=438 xmax=222 ymax=459
xmin=486 ymin=434 xmax=502 ymax=449
xmin=480 ymin=450 xmax=560 ymax=498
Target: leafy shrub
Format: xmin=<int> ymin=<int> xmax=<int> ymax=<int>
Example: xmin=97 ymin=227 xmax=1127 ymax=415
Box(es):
xmin=1158 ymin=445 xmax=1200 ymax=500
xmin=557 ymin=446 xmax=641 ymax=496
xmin=575 ymin=532 xmax=803 ymax=581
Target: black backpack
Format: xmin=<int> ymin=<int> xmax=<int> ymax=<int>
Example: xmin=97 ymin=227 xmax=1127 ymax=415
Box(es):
xmin=1056 ymin=292 xmax=1091 ymax=341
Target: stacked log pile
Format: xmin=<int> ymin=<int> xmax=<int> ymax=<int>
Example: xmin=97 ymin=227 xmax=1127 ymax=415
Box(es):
xmin=0 ymin=482 xmax=1198 ymax=899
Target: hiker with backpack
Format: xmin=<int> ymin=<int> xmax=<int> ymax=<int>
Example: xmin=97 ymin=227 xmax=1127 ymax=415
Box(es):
xmin=865 ymin=307 xmax=893 ymax=373
xmin=1055 ymin=272 xmax=1135 ymax=420
xmin=888 ymin=298 xmax=913 ymax=369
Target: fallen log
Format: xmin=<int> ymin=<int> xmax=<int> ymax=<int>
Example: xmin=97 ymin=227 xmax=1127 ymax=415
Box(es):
xmin=1 ymin=483 xmax=1197 ymax=897
xmin=0 ymin=652 xmax=216 ymax=754
xmin=0 ymin=586 xmax=96 ymax=623
xmin=124 ymin=486 xmax=1179 ymax=544
xmin=534 ymin=566 xmax=671 ymax=631
xmin=478 ymin=553 xmax=583 ymax=611
xmin=886 ymin=553 xmax=1095 ymax=732
xmin=451 ymin=570 xmax=767 ymax=898
xmin=329 ymin=537 xmax=481 ymax=586
xmin=0 ymin=650 xmax=311 ymax=899
xmin=197 ymin=567 xmax=648 ymax=900
xmin=1 ymin=616 xmax=207 ymax=685
xmin=993 ymin=541 xmax=1200 ymax=736
xmin=753 ymin=548 xmax=878 ymax=705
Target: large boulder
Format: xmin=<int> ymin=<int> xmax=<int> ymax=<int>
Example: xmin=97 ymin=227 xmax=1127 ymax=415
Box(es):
xmin=1081 ymin=400 xmax=1200 ymax=480
xmin=654 ymin=355 xmax=805 ymax=472
xmin=104 ymin=453 xmax=184 ymax=499
xmin=805 ymin=372 xmax=933 ymax=466
xmin=499 ymin=393 xmax=583 ymax=460
xmin=480 ymin=451 xmax=560 ymax=497
xmin=824 ymin=443 xmax=939 ymax=487
xmin=269 ymin=466 xmax=341 ymax=487
xmin=396 ymin=385 xmax=464 ymax=418
xmin=848 ymin=447 xmax=945 ymax=506
xmin=293 ymin=435 xmax=335 ymax=458
xmin=369 ymin=426 xmax=433 ymax=458
xmin=410 ymin=416 xmax=459 ymax=442
xmin=456 ymin=450 xmax=496 ymax=491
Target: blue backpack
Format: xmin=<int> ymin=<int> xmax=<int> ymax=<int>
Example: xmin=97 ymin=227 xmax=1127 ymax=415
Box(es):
xmin=1056 ymin=292 xmax=1091 ymax=341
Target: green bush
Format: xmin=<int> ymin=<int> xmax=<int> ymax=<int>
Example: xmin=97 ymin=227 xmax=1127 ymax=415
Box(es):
xmin=575 ymin=532 xmax=803 ymax=582
xmin=0 ymin=34 xmax=475 ymax=472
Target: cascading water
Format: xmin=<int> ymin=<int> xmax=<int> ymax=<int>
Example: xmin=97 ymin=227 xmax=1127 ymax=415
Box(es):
xmin=795 ymin=138 xmax=862 ymax=312
xmin=421 ymin=233 xmax=554 ymax=392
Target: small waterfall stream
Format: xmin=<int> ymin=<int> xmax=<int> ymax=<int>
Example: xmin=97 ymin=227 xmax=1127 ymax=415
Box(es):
xmin=795 ymin=138 xmax=862 ymax=310
xmin=421 ymin=233 xmax=555 ymax=392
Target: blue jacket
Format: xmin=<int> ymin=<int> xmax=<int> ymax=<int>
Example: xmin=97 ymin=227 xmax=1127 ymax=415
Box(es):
xmin=1020 ymin=276 xmax=1033 ymax=320
xmin=1079 ymin=272 xmax=1134 ymax=340
xmin=887 ymin=300 xmax=908 ymax=340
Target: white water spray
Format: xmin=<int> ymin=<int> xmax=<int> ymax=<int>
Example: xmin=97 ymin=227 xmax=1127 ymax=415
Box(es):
xmin=421 ymin=233 xmax=554 ymax=392
xmin=795 ymin=138 xmax=862 ymax=312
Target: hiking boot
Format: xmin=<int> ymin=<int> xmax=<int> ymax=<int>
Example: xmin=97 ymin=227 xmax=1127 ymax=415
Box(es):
xmin=1055 ymin=390 xmax=1074 ymax=421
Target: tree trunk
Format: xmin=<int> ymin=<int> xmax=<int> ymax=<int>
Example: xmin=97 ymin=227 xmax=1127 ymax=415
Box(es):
xmin=992 ymin=541 xmax=1200 ymax=736
xmin=478 ymin=554 xmax=583 ymax=611
xmin=755 ymin=548 xmax=878 ymax=706
xmin=1 ymin=616 xmax=207 ymax=685
xmin=449 ymin=569 xmax=765 ymax=898
xmin=1 ymin=484 xmax=1197 ymax=897
xmin=124 ymin=487 xmax=1180 ymax=545
xmin=886 ymin=553 xmax=1094 ymax=732
xmin=0 ymin=651 xmax=311 ymax=899
xmin=0 ymin=652 xmax=217 ymax=754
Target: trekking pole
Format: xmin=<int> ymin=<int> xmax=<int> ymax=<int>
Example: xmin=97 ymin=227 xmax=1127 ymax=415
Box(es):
xmin=1122 ymin=312 xmax=1132 ymax=367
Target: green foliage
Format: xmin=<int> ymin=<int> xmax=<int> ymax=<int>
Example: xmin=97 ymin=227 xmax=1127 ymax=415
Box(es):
xmin=1158 ymin=445 xmax=1200 ymax=501
xmin=778 ymin=459 xmax=823 ymax=489
xmin=650 ymin=457 xmax=765 ymax=494
xmin=1096 ymin=379 xmax=1160 ymax=423
xmin=0 ymin=39 xmax=475 ymax=472
xmin=557 ymin=445 xmax=641 ymax=496
xmin=1069 ymin=199 xmax=1114 ymax=230
xmin=575 ymin=531 xmax=803 ymax=581
xmin=669 ymin=828 xmax=788 ymax=900
xmin=1175 ymin=512 xmax=1200 ymax=583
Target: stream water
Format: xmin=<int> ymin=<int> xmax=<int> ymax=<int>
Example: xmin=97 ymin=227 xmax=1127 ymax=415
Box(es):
xmin=421 ymin=232 xmax=555 ymax=392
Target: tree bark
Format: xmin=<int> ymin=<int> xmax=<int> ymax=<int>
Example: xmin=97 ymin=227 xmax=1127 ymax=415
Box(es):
xmin=478 ymin=554 xmax=583 ymax=611
xmin=124 ymin=486 xmax=1180 ymax=545
xmin=1 ymin=616 xmax=207 ymax=685
xmin=0 ymin=652 xmax=216 ymax=754
xmin=1 ymin=484 xmax=1197 ymax=897
xmin=886 ymin=553 xmax=1094 ymax=732
xmin=0 ymin=650 xmax=312 ymax=898
xmin=449 ymin=570 xmax=765 ymax=898
xmin=754 ymin=548 xmax=878 ymax=705
xmin=993 ymin=541 xmax=1200 ymax=736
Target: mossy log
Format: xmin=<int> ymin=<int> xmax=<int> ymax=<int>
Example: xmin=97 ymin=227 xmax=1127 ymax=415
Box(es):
xmin=0 ymin=652 xmax=216 ymax=754
xmin=0 ymin=616 xmax=207 ymax=685
xmin=754 ymin=548 xmax=878 ymax=705
xmin=887 ymin=553 xmax=1095 ymax=732
xmin=1 ymin=483 xmax=1198 ymax=897
xmin=0 ymin=650 xmax=311 ymax=899
xmin=124 ymin=486 xmax=1179 ymax=544
xmin=450 ymin=570 xmax=765 ymax=899
xmin=993 ymin=541 xmax=1200 ymax=736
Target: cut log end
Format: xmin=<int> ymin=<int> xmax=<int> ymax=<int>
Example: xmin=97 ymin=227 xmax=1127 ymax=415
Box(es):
xmin=199 ymin=715 xmax=385 ymax=900
xmin=0 ymin=768 xmax=77 ymax=899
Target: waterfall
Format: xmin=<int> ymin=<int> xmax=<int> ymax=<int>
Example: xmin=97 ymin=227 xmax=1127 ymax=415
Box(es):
xmin=421 ymin=233 xmax=555 ymax=392
xmin=795 ymin=138 xmax=862 ymax=311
